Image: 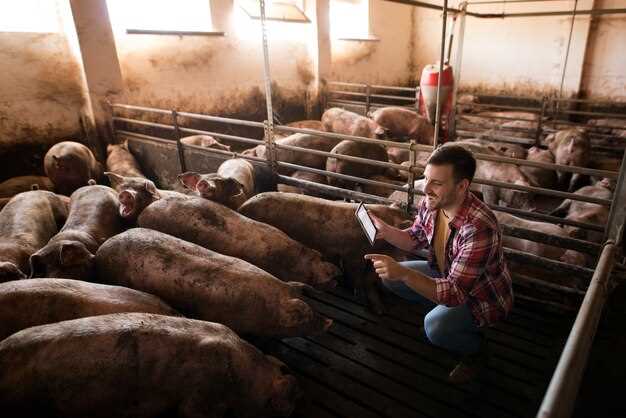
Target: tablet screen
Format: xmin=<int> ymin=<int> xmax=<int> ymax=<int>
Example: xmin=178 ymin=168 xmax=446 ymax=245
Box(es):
xmin=356 ymin=204 xmax=377 ymax=244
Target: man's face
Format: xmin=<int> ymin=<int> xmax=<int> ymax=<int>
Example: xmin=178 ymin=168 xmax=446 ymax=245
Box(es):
xmin=423 ymin=164 xmax=464 ymax=211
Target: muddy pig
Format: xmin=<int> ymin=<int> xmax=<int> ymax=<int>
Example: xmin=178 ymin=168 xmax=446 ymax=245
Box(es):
xmin=275 ymin=120 xmax=324 ymax=139
xmin=0 ymin=278 xmax=179 ymax=340
xmin=106 ymin=140 xmax=145 ymax=178
xmin=520 ymin=146 xmax=557 ymax=189
xmin=239 ymin=193 xmax=412 ymax=314
xmin=550 ymin=181 xmax=612 ymax=243
xmin=369 ymin=106 xmax=434 ymax=144
xmin=322 ymin=107 xmax=386 ymax=138
xmin=138 ymin=196 xmax=340 ymax=288
xmin=105 ymin=172 xmax=188 ymax=223
xmin=0 ymin=175 xmax=54 ymax=197
xmin=44 ymin=141 xmax=103 ymax=196
xmin=29 ymin=185 xmax=124 ymax=280
xmin=0 ymin=313 xmax=302 ymax=417
xmin=545 ymin=129 xmax=590 ymax=191
xmin=180 ymin=134 xmax=231 ymax=151
xmin=0 ymin=191 xmax=68 ymax=282
xmin=96 ymin=228 xmax=332 ymax=337
xmin=326 ymin=140 xmax=390 ymax=189
xmin=277 ymin=171 xmax=329 ymax=197
xmin=179 ymin=158 xmax=275 ymax=210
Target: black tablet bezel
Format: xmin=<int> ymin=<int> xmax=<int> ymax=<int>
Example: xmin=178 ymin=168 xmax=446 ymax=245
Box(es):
xmin=355 ymin=202 xmax=378 ymax=246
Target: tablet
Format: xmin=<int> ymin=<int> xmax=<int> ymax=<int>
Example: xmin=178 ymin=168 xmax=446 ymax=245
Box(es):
xmin=355 ymin=202 xmax=378 ymax=246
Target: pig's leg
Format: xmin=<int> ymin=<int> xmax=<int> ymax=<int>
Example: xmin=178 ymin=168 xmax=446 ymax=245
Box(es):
xmin=550 ymin=199 xmax=571 ymax=217
xmin=344 ymin=257 xmax=385 ymax=315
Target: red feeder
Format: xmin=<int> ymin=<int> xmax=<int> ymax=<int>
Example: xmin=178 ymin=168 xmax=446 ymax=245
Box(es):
xmin=418 ymin=64 xmax=454 ymax=143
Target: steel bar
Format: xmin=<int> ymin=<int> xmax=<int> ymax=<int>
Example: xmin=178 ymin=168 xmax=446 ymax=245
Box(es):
xmin=555 ymin=109 xmax=626 ymax=119
xmin=116 ymin=130 xmax=175 ymax=146
xmin=478 ymin=7 xmax=626 ymax=18
xmin=370 ymin=84 xmax=417 ymax=92
xmin=274 ymin=143 xmax=409 ymax=175
xmin=327 ymin=81 xmax=367 ymax=88
xmin=178 ymin=127 xmax=264 ymax=146
xmin=406 ymin=140 xmax=418 ymax=210
xmin=543 ymin=120 xmax=626 ymax=133
xmin=513 ymin=293 xmax=577 ymax=313
xmin=180 ymin=141 xmax=268 ymax=163
xmin=538 ymin=243 xmax=616 ymax=418
xmin=463 ymin=92 xmax=540 ymax=101
xmin=277 ymin=174 xmax=395 ymax=205
xmin=605 ymin=148 xmax=626 ymax=243
xmin=469 ymin=0 xmax=575 ymax=4
xmin=369 ymin=93 xmax=416 ymax=101
xmin=489 ymin=204 xmax=604 ymax=232
xmin=171 ymin=110 xmax=187 ymax=173
xmin=504 ymin=248 xmax=593 ymax=280
xmin=536 ymin=97 xmax=548 ymax=146
xmin=365 ymin=85 xmax=371 ymax=115
xmin=457 ymin=129 xmax=537 ymax=145
xmin=459 ymin=102 xmax=542 ymax=113
xmin=449 ymin=1 xmax=467 ymax=139
xmin=432 ymin=0 xmax=448 ymax=148
xmin=111 ymin=103 xmax=172 ymax=115
xmin=327 ymin=98 xmax=415 ymax=110
xmin=501 ymin=224 xmax=600 ymax=255
xmin=112 ymin=117 xmax=176 ymax=131
xmin=176 ymin=111 xmax=265 ymax=128
xmin=329 ymin=90 xmax=416 ymax=102
xmin=557 ymin=0 xmax=578 ymax=110
xmin=512 ymin=273 xmax=586 ymax=297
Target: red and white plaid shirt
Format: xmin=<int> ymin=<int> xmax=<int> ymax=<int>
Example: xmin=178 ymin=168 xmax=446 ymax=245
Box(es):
xmin=408 ymin=192 xmax=513 ymax=327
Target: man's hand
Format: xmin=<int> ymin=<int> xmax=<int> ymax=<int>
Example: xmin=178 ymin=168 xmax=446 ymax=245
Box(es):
xmin=364 ymin=254 xmax=406 ymax=281
xmin=369 ymin=213 xmax=389 ymax=241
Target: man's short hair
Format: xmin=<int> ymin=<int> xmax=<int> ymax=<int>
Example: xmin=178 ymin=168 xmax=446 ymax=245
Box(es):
xmin=426 ymin=145 xmax=476 ymax=183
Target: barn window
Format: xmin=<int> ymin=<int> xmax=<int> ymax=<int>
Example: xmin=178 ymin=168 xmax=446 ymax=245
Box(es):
xmin=238 ymin=0 xmax=310 ymax=23
xmin=107 ymin=0 xmax=222 ymax=36
xmin=0 ymin=0 xmax=61 ymax=33
xmin=330 ymin=0 xmax=377 ymax=41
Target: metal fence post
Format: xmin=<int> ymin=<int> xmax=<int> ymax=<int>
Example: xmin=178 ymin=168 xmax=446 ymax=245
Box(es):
xmin=535 ymin=96 xmax=547 ymax=147
xmin=365 ymin=84 xmax=371 ymax=115
xmin=406 ymin=139 xmax=418 ymax=212
xmin=264 ymin=120 xmax=278 ymax=175
xmin=171 ymin=110 xmax=186 ymax=173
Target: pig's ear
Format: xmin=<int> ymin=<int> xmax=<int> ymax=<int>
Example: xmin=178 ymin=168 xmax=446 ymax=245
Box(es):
xmin=144 ymin=180 xmax=161 ymax=200
xmin=224 ymin=178 xmax=245 ymax=196
xmin=105 ymin=172 xmax=124 ymax=189
xmin=106 ymin=144 xmax=114 ymax=154
xmin=178 ymin=172 xmax=202 ymax=191
xmin=28 ymin=254 xmax=45 ymax=278
xmin=280 ymin=298 xmax=313 ymax=328
xmin=59 ymin=242 xmax=94 ymax=267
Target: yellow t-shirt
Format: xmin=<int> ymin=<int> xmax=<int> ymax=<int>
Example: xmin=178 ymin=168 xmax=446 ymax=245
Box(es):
xmin=433 ymin=210 xmax=451 ymax=274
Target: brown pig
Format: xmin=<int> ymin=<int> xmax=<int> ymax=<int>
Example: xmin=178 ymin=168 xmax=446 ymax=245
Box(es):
xmin=369 ymin=106 xmax=434 ymax=144
xmin=0 ymin=278 xmax=180 ymax=341
xmin=0 ymin=313 xmax=302 ymax=418
xmin=322 ymin=107 xmax=386 ymax=139
xmin=180 ymin=134 xmax=231 ymax=151
xmin=0 ymin=176 xmax=54 ymax=198
xmin=105 ymin=140 xmax=145 ymax=178
xmin=326 ymin=140 xmax=390 ymax=189
xmin=28 ymin=185 xmax=124 ymax=281
xmin=520 ymin=146 xmax=557 ymax=189
xmin=277 ymin=170 xmax=329 ymax=197
xmin=239 ymin=192 xmax=412 ymax=314
xmin=178 ymin=158 xmax=275 ymax=210
xmin=0 ymin=191 xmax=68 ymax=282
xmin=550 ymin=182 xmax=612 ymax=243
xmin=275 ymin=120 xmax=324 ymax=138
xmin=96 ymin=228 xmax=332 ymax=337
xmin=138 ymin=196 xmax=340 ymax=288
xmin=546 ymin=129 xmax=591 ymax=191
xmin=44 ymin=141 xmax=103 ymax=195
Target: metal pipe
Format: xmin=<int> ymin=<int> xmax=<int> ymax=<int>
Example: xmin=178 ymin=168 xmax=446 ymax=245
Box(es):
xmin=605 ymin=148 xmax=626 ymax=243
xmin=469 ymin=0 xmax=576 ymax=4
xmin=274 ymin=125 xmax=414 ymax=150
xmin=370 ymin=84 xmax=418 ymax=92
xmin=537 ymin=243 xmax=616 ymax=418
xmin=501 ymin=224 xmax=601 ymax=255
xmin=512 ymin=273 xmax=586 ymax=297
xmin=489 ymin=204 xmax=604 ymax=232
xmin=171 ymin=110 xmax=186 ymax=173
xmin=557 ymin=0 xmax=578 ymax=111
xmin=178 ymin=127 xmax=264 ymax=146
xmin=406 ymin=140 xmax=418 ymax=210
xmin=176 ymin=111 xmax=266 ymax=128
xmin=459 ymin=102 xmax=542 ymax=112
xmin=112 ymin=117 xmax=175 ymax=131
xmin=449 ymin=1 xmax=467 ymax=139
xmin=329 ymin=90 xmax=416 ymax=102
xmin=432 ymin=0 xmax=448 ymax=148
xmin=536 ymin=97 xmax=548 ymax=147
xmin=504 ymin=248 xmax=594 ymax=280
xmin=111 ymin=103 xmax=172 ymax=115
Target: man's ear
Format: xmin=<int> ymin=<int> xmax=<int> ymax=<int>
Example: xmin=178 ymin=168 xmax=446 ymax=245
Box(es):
xmin=458 ymin=178 xmax=470 ymax=194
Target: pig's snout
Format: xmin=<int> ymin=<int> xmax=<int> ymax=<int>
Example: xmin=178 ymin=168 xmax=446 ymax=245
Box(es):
xmin=118 ymin=190 xmax=136 ymax=218
xmin=197 ymin=180 xmax=215 ymax=196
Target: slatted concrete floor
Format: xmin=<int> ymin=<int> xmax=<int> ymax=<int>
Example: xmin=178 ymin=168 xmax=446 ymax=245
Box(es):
xmin=260 ymin=286 xmax=575 ymax=418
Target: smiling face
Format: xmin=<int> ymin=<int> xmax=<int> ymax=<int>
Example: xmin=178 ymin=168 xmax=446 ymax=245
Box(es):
xmin=423 ymin=164 xmax=468 ymax=212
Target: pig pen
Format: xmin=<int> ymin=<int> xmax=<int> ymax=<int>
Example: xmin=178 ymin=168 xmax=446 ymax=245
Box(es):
xmin=110 ymin=99 xmax=626 ymax=418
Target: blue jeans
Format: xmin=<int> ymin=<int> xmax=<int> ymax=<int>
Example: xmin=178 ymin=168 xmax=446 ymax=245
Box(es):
xmin=381 ymin=260 xmax=482 ymax=356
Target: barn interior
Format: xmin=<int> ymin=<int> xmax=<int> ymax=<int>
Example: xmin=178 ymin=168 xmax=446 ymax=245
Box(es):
xmin=1 ymin=0 xmax=626 ymax=417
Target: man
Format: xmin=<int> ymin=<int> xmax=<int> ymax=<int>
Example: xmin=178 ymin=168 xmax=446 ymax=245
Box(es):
xmin=365 ymin=145 xmax=513 ymax=384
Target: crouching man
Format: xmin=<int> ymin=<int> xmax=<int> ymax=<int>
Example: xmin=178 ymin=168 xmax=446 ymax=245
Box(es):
xmin=366 ymin=145 xmax=514 ymax=384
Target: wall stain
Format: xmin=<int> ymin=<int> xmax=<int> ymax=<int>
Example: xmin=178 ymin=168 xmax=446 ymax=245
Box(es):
xmin=296 ymin=55 xmax=314 ymax=86
xmin=334 ymin=41 xmax=378 ymax=66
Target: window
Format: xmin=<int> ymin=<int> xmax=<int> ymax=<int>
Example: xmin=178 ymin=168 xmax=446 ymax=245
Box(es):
xmin=330 ymin=0 xmax=375 ymax=40
xmin=0 ymin=0 xmax=60 ymax=33
xmin=107 ymin=0 xmax=218 ymax=35
xmin=238 ymin=0 xmax=310 ymax=23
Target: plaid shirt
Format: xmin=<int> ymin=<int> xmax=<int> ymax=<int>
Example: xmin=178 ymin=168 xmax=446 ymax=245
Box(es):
xmin=408 ymin=192 xmax=513 ymax=327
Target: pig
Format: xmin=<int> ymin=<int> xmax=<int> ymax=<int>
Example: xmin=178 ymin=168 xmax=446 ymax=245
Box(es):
xmin=369 ymin=107 xmax=434 ymax=144
xmin=180 ymin=134 xmax=231 ymax=151
xmin=44 ymin=141 xmax=103 ymax=196
xmin=0 ymin=278 xmax=180 ymax=341
xmin=105 ymin=140 xmax=145 ymax=178
xmin=587 ymin=118 xmax=626 ymax=134
xmin=550 ymin=182 xmax=612 ymax=243
xmin=460 ymin=111 xmax=538 ymax=129
xmin=494 ymin=211 xmax=585 ymax=265
xmin=466 ymin=138 xmax=527 ymax=159
xmin=520 ymin=146 xmax=557 ymax=189
xmin=138 ymin=196 xmax=340 ymax=288
xmin=545 ymin=129 xmax=591 ymax=191
xmin=96 ymin=228 xmax=332 ymax=337
xmin=178 ymin=158 xmax=275 ymax=210
xmin=388 ymin=178 xmax=427 ymax=206
xmin=275 ymin=120 xmax=324 ymax=138
xmin=359 ymin=175 xmax=406 ymax=198
xmin=0 ymin=175 xmax=54 ymax=198
xmin=243 ymin=133 xmax=341 ymax=174
xmin=457 ymin=94 xmax=479 ymax=114
xmin=105 ymin=172 xmax=188 ymax=223
xmin=28 ymin=185 xmax=124 ymax=281
xmin=0 ymin=313 xmax=302 ymax=418
xmin=0 ymin=191 xmax=68 ymax=282
xmin=326 ymin=140 xmax=390 ymax=189
xmin=322 ymin=107 xmax=386 ymax=139
xmin=239 ymin=193 xmax=412 ymax=314
xmin=277 ymin=170 xmax=329 ymax=197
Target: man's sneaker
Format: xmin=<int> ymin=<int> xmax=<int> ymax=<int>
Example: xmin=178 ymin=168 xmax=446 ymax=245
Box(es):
xmin=448 ymin=345 xmax=489 ymax=384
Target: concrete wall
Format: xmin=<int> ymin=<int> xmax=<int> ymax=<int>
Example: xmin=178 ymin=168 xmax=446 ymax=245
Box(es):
xmin=0 ymin=0 xmax=88 ymax=180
